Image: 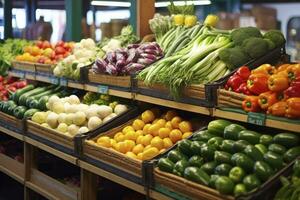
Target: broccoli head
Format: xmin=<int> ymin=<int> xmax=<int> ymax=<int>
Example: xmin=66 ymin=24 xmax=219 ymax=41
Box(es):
xmin=230 ymin=27 xmax=263 ymax=46
xmin=264 ymin=38 xmax=276 ymax=50
xmin=219 ymin=46 xmax=250 ymax=70
xmin=263 ymin=30 xmax=286 ymax=47
xmin=241 ymin=37 xmax=269 ymax=59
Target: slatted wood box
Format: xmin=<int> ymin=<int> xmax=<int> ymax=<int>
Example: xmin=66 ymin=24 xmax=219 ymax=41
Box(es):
xmin=0 ymin=152 xmax=25 ymax=183
xmin=217 ymin=89 xmax=246 ymax=108
xmin=35 ymin=63 xmax=54 ymax=74
xmin=0 ymin=111 xmax=25 ymax=134
xmin=11 ymin=60 xmax=35 ymax=72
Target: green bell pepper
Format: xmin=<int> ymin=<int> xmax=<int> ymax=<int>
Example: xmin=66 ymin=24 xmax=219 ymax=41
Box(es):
xmin=244 ymin=145 xmax=264 ymax=161
xmin=174 ymin=159 xmax=189 ymax=176
xmin=208 ymin=119 xmax=231 ymax=136
xmin=224 ymin=124 xmax=245 ymax=140
xmin=184 ymin=167 xmax=210 ymax=186
xmin=215 ymin=176 xmax=235 ymax=195
xmin=243 ymin=174 xmax=261 ymax=191
xmin=158 ymin=158 xmax=175 ymax=173
xmin=234 ymin=183 xmax=247 ymax=196
xmin=260 ymin=134 xmax=273 ymax=146
xmin=254 ymin=161 xmax=274 ymax=181
xmin=214 ymin=163 xmax=232 ymax=176
xmin=188 ymin=155 xmax=204 ymax=168
xmin=229 ymin=166 xmax=246 ymax=183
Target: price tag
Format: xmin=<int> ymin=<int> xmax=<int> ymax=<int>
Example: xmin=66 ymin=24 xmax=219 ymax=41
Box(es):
xmin=97 ymin=85 xmax=108 ymax=94
xmin=60 ymin=78 xmax=68 ymax=86
xmin=17 ymin=71 xmax=25 ymax=78
xmin=50 ymin=77 xmax=59 ymax=85
xmin=247 ymin=112 xmax=266 ymax=126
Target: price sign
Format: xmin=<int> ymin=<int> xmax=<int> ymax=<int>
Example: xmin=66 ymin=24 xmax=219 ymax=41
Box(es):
xmin=50 ymin=77 xmax=59 ymax=85
xmin=17 ymin=71 xmax=25 ymax=78
xmin=97 ymin=85 xmax=108 ymax=94
xmin=247 ymin=112 xmax=266 ymax=126
xmin=60 ymin=78 xmax=68 ymax=86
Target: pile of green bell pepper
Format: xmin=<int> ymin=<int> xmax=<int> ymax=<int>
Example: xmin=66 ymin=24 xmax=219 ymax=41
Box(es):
xmin=157 ymin=119 xmax=300 ymax=197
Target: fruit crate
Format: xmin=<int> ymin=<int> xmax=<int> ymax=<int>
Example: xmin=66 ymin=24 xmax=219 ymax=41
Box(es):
xmin=26 ymin=106 xmax=138 ymax=156
xmin=11 ymin=60 xmax=35 ymax=72
xmin=0 ymin=111 xmax=25 ymax=135
xmin=35 ymin=63 xmax=54 ymax=74
xmin=82 ymin=110 xmax=206 ymax=185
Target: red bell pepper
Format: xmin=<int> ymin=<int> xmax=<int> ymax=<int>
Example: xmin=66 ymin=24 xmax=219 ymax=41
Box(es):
xmin=284 ymin=77 xmax=300 ymax=98
xmin=15 ymin=80 xmax=27 ymax=89
xmin=0 ymin=75 xmax=3 ymax=82
xmin=235 ymin=66 xmax=251 ymax=80
xmin=247 ymin=73 xmax=269 ymax=95
xmin=225 ymin=75 xmax=245 ymax=91
xmin=286 ymin=98 xmax=300 ymax=118
xmin=236 ymin=82 xmax=252 ymax=95
xmin=242 ymin=96 xmax=260 ymax=112
xmin=267 ymin=101 xmax=287 ymax=117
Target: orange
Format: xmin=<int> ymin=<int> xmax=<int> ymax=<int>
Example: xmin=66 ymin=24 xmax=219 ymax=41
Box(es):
xmin=165 ymin=121 xmax=173 ymax=129
xmin=141 ymin=110 xmax=155 ymax=123
xmin=165 ymin=110 xmax=178 ymax=121
xmin=163 ymin=138 xmax=173 ymax=149
xmin=136 ymin=135 xmax=144 ymax=144
xmin=179 ymin=121 xmax=192 ymax=133
xmin=171 ymin=116 xmax=182 ymax=129
xmin=158 ymin=127 xmax=171 ymax=139
xmin=132 ymin=144 xmax=144 ymax=155
xmin=148 ymin=124 xmax=160 ymax=136
xmin=182 ymin=132 xmax=193 ymax=139
xmin=150 ymin=136 xmax=164 ymax=150
xmin=126 ymin=152 xmax=137 ymax=159
xmin=142 ymin=124 xmax=151 ymax=135
xmin=141 ymin=134 xmax=153 ymax=146
xmin=156 ymin=119 xmax=166 ymax=127
xmin=169 ymin=129 xmax=182 ymax=143
xmin=97 ymin=136 xmax=111 ymax=148
xmin=132 ymin=119 xmax=145 ymax=131
xmin=142 ymin=147 xmax=159 ymax=160
xmin=125 ymin=130 xmax=138 ymax=141
xmin=122 ymin=126 xmax=134 ymax=134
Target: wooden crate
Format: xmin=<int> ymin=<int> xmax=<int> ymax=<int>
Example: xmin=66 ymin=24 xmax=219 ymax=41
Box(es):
xmin=154 ymin=168 xmax=233 ymax=200
xmin=83 ymin=119 xmax=143 ymax=178
xmin=88 ymin=70 xmax=131 ymax=88
xmin=137 ymin=80 xmax=206 ymax=100
xmin=11 ymin=60 xmax=35 ymax=72
xmin=0 ymin=153 xmax=25 ymax=183
xmin=0 ymin=111 xmax=24 ymax=133
xmin=27 ymin=120 xmax=74 ymax=151
xmin=35 ymin=63 xmax=54 ymax=74
xmin=217 ymin=89 xmax=246 ymax=108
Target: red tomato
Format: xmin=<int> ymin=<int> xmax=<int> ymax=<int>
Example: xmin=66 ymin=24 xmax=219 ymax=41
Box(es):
xmin=55 ymin=46 xmax=66 ymax=55
xmin=36 ymin=41 xmax=43 ymax=48
xmin=42 ymin=41 xmax=51 ymax=49
xmin=56 ymin=41 xmax=65 ymax=47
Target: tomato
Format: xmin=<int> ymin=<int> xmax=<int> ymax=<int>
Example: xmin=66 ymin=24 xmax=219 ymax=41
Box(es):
xmin=42 ymin=41 xmax=51 ymax=49
xmin=36 ymin=41 xmax=43 ymax=48
xmin=56 ymin=41 xmax=65 ymax=47
xmin=55 ymin=46 xmax=66 ymax=55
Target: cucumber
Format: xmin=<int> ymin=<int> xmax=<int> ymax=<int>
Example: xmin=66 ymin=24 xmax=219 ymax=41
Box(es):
xmin=23 ymin=108 xmax=40 ymax=119
xmin=13 ymin=84 xmax=35 ymax=102
xmin=18 ymin=86 xmax=48 ymax=106
xmin=25 ymin=86 xmax=61 ymax=107
xmin=273 ymin=133 xmax=300 ymax=148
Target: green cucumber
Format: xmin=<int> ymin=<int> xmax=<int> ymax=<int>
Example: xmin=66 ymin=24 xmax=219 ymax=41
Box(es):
xmin=13 ymin=84 xmax=35 ymax=102
xmin=18 ymin=86 xmax=48 ymax=105
xmin=23 ymin=108 xmax=40 ymax=119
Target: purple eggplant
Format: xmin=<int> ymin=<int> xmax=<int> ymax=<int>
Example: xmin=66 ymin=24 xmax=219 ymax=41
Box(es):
xmin=137 ymin=58 xmax=157 ymax=65
xmin=123 ymin=63 xmax=145 ymax=75
xmin=116 ymin=59 xmax=127 ymax=71
xmin=143 ymin=48 xmax=162 ymax=56
xmin=140 ymin=53 xmax=157 ymax=60
xmin=127 ymin=44 xmax=140 ymax=49
xmin=140 ymin=43 xmax=158 ymax=50
xmin=126 ymin=48 xmax=139 ymax=63
xmin=93 ymin=59 xmax=107 ymax=73
xmin=106 ymin=64 xmax=118 ymax=75
xmin=106 ymin=52 xmax=117 ymax=64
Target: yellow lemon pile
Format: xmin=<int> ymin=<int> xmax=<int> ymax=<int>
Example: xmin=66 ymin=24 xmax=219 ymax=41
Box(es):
xmin=95 ymin=109 xmax=193 ymax=160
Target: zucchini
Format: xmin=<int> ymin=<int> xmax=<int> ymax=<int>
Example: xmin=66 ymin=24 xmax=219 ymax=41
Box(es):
xmin=13 ymin=84 xmax=35 ymax=102
xmin=23 ymin=108 xmax=40 ymax=119
xmin=18 ymin=86 xmax=48 ymax=106
xmin=25 ymin=86 xmax=62 ymax=107
xmin=273 ymin=133 xmax=300 ymax=148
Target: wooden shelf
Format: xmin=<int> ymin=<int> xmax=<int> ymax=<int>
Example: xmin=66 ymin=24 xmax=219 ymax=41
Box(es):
xmin=0 ymin=153 xmax=24 ymax=184
xmin=214 ymin=109 xmax=300 ymax=133
xmin=0 ymin=126 xmax=23 ymax=141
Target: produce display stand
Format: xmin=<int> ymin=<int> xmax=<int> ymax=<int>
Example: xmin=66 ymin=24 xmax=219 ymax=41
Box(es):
xmin=0 ymin=111 xmax=25 ymax=138
xmin=0 ymin=151 xmax=24 ymax=184
xmin=11 ymin=60 xmax=36 ymax=72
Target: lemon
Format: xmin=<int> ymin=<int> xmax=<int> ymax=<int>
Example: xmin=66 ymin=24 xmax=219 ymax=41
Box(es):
xmin=136 ymin=135 xmax=144 ymax=144
xmin=141 ymin=110 xmax=155 ymax=123
xmin=125 ymin=130 xmax=138 ymax=141
xmin=179 ymin=121 xmax=192 ymax=133
xmin=150 ymin=136 xmax=164 ymax=150
xmin=97 ymin=136 xmax=111 ymax=148
xmin=148 ymin=124 xmax=160 ymax=136
xmin=142 ymin=147 xmax=159 ymax=160
xmin=182 ymin=132 xmax=193 ymax=139
xmin=156 ymin=119 xmax=166 ymax=127
xmin=143 ymin=124 xmax=151 ymax=135
xmin=122 ymin=126 xmax=134 ymax=134
xmin=163 ymin=138 xmax=173 ymax=149
xmin=126 ymin=152 xmax=137 ymax=159
xmin=132 ymin=119 xmax=145 ymax=131
xmin=158 ymin=127 xmax=171 ymax=139
xmin=165 ymin=121 xmax=173 ymax=129
xmin=132 ymin=144 xmax=144 ymax=155
xmin=165 ymin=110 xmax=178 ymax=121
xmin=169 ymin=129 xmax=182 ymax=143
xmin=171 ymin=116 xmax=182 ymax=129
xmin=141 ymin=134 xmax=153 ymax=146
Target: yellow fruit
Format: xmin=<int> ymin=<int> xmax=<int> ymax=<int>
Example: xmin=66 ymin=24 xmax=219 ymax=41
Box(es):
xmin=165 ymin=110 xmax=178 ymax=121
xmin=150 ymin=136 xmax=164 ymax=150
xmin=116 ymin=141 xmax=133 ymax=154
xmin=125 ymin=130 xmax=138 ymax=141
xmin=114 ymin=132 xmax=123 ymax=140
xmin=110 ymin=139 xmax=117 ymax=148
xmin=165 ymin=121 xmax=173 ymax=129
xmin=179 ymin=121 xmax=192 ymax=133
xmin=137 ymin=153 xmax=143 ymax=160
xmin=182 ymin=132 xmax=193 ymax=139
xmin=159 ymin=148 xmax=166 ymax=154
xmin=169 ymin=129 xmax=182 ymax=143
xmin=136 ymin=135 xmax=144 ymax=144
xmin=122 ymin=126 xmax=134 ymax=134
xmin=150 ymin=108 xmax=161 ymax=118
xmin=156 ymin=119 xmax=166 ymax=128
xmin=143 ymin=145 xmax=152 ymax=152
xmin=126 ymin=152 xmax=137 ymax=159
xmin=141 ymin=110 xmax=155 ymax=123
xmin=132 ymin=144 xmax=144 ymax=155
xmin=132 ymin=119 xmax=145 ymax=131
xmin=148 ymin=124 xmax=160 ymax=136
xmin=141 ymin=134 xmax=153 ymax=146
xmin=115 ymin=134 xmax=125 ymax=142
xmin=163 ymin=138 xmax=173 ymax=149
xmin=124 ymin=140 xmax=135 ymax=151
xmin=171 ymin=116 xmax=182 ymax=129
xmin=142 ymin=147 xmax=159 ymax=160
xmin=97 ymin=136 xmax=111 ymax=148
xmin=152 ymin=119 xmax=159 ymax=124
xmin=158 ymin=127 xmax=171 ymax=139
xmin=136 ymin=130 xmax=143 ymax=137
xmin=143 ymin=124 xmax=151 ymax=135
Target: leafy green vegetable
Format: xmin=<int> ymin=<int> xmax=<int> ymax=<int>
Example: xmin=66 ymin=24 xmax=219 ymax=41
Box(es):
xmin=263 ymin=30 xmax=286 ymax=47
xmin=219 ymin=46 xmax=250 ymax=70
xmin=241 ymin=37 xmax=269 ymax=59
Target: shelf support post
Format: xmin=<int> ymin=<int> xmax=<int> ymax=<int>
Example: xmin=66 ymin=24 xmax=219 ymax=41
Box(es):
xmin=4 ymin=0 xmax=13 ymax=39
xmin=81 ymin=169 xmax=97 ymax=200
xmin=65 ymin=0 xmax=82 ymax=41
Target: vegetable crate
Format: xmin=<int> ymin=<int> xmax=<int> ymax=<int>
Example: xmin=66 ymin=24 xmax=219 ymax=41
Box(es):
xmin=215 ymin=46 xmax=286 ymax=108
xmin=0 ymin=111 xmax=25 ymax=134
xmin=136 ymin=80 xmax=214 ymax=107
xmin=26 ymin=107 xmax=138 ymax=156
xmin=88 ymin=69 xmax=133 ymax=91
xmin=35 ymin=63 xmax=54 ymax=74
xmin=11 ymin=60 xmax=35 ymax=72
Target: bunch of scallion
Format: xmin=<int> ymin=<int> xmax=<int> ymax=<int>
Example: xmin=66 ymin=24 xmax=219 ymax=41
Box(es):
xmin=138 ymin=25 xmax=232 ymax=99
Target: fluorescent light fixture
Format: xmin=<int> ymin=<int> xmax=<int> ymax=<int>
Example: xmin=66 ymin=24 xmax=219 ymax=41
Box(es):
xmin=91 ymin=1 xmax=131 ymax=7
xmin=91 ymin=0 xmax=211 ymax=8
xmin=155 ymin=0 xmax=211 ymax=7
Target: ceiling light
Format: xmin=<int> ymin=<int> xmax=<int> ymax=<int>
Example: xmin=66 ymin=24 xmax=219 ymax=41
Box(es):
xmin=155 ymin=0 xmax=211 ymax=7
xmin=91 ymin=1 xmax=131 ymax=7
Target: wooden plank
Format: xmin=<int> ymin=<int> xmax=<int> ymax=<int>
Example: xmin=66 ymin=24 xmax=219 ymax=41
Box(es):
xmin=84 ymin=84 xmax=132 ymax=99
xmin=68 ymin=81 xmax=85 ymax=90
xmin=24 ymin=143 xmax=37 ymax=181
xmin=0 ymin=126 xmax=23 ymax=141
xmin=0 ymin=153 xmax=24 ymax=184
xmin=135 ymin=94 xmax=211 ymax=115
xmin=80 ymin=169 xmax=97 ymax=200
xmin=24 ymin=136 xmax=77 ymax=164
xmin=136 ymin=0 xmax=155 ymax=38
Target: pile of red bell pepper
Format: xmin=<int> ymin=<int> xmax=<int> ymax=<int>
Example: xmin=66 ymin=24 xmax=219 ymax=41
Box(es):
xmin=225 ymin=64 xmax=300 ymax=118
xmin=0 ymin=76 xmax=27 ymax=101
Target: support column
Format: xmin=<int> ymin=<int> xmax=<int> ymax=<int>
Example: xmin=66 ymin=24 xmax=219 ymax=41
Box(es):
xmin=4 ymin=0 xmax=13 ymax=39
xmin=65 ymin=0 xmax=82 ymax=41
xmin=81 ymin=169 xmax=97 ymax=200
xmin=25 ymin=0 xmax=37 ymax=25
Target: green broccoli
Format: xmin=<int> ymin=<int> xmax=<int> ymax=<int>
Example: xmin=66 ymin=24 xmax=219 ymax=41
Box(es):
xmin=264 ymin=38 xmax=276 ymax=50
xmin=263 ymin=30 xmax=286 ymax=47
xmin=241 ymin=37 xmax=269 ymax=59
xmin=219 ymin=46 xmax=250 ymax=70
xmin=230 ymin=27 xmax=263 ymax=46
